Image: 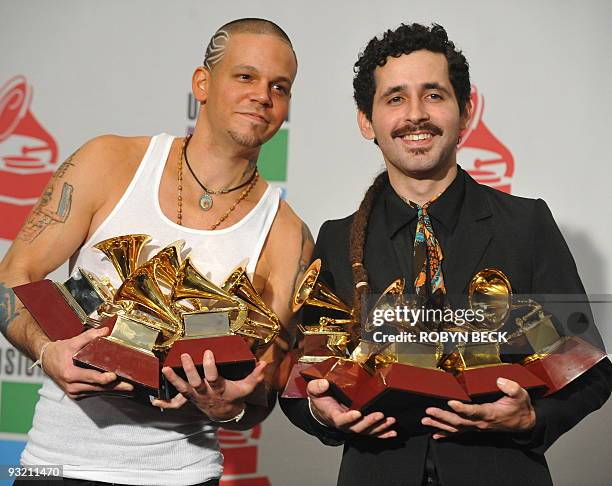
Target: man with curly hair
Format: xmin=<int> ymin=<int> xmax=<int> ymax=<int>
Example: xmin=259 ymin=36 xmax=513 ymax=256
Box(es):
xmin=281 ymin=23 xmax=611 ymax=486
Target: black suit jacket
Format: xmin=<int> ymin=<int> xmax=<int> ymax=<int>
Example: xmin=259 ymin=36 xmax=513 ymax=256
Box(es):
xmin=280 ymin=169 xmax=612 ymax=486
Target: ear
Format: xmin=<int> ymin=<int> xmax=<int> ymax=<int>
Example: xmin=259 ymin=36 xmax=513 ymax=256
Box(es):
xmin=357 ymin=110 xmax=376 ymax=141
xmin=192 ymin=66 xmax=210 ymax=103
xmin=459 ymin=98 xmax=473 ymax=131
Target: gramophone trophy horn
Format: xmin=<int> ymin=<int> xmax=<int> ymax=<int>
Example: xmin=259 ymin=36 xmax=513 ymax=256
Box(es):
xmin=467 ymin=268 xmax=512 ymax=332
xmin=145 ymin=240 xmax=185 ymax=288
xmin=172 ymin=257 xmax=236 ymax=304
xmin=222 ymin=265 xmax=280 ymax=345
xmin=114 ymin=260 xmax=184 ymax=349
xmin=292 ymin=259 xmax=352 ymax=316
xmin=442 ymin=268 xmax=546 ymax=398
xmin=94 ymin=234 xmax=151 ymax=282
xmin=363 ymin=278 xmax=405 ymax=333
xmin=171 ymin=257 xmax=248 ymax=337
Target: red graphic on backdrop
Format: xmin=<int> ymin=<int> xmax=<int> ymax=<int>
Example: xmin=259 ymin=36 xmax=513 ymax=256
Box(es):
xmin=219 ymin=425 xmax=271 ymax=486
xmin=458 ymin=85 xmax=514 ymax=193
xmin=0 ymin=75 xmax=58 ymax=240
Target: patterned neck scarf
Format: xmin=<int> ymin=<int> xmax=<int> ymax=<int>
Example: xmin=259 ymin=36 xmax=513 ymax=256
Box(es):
xmin=411 ymin=197 xmax=446 ymax=301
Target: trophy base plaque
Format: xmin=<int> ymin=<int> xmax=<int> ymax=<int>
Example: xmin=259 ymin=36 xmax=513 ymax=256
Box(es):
xmin=13 ymin=280 xmax=87 ymax=341
xmin=523 ymin=337 xmax=607 ymax=396
xmin=73 ymin=335 xmax=160 ymax=393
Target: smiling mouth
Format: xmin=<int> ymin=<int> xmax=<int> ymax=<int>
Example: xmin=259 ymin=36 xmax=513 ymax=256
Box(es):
xmin=402 ymin=133 xmax=433 ymax=141
xmin=398 ymin=132 xmax=436 ymax=147
xmin=240 ymin=112 xmax=269 ymax=124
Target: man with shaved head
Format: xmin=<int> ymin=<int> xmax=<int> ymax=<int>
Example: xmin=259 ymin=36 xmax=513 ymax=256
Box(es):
xmin=0 ymin=18 xmax=310 ymax=486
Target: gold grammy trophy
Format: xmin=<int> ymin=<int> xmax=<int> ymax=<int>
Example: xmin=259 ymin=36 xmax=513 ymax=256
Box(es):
xmin=281 ymin=259 xmax=354 ymax=398
xmin=13 ymin=267 xmax=113 ymax=342
xmin=73 ymin=236 xmax=187 ymax=395
xmin=442 ymin=269 xmax=546 ymax=399
xmin=340 ymin=279 xmax=471 ymax=412
xmin=71 ymin=235 xmax=278 ymax=399
xmin=491 ymin=272 xmax=606 ymax=395
xmin=163 ymin=258 xmax=259 ymax=393
xmin=298 ymin=277 xmax=471 ymax=411
xmin=11 ymin=236 xmax=134 ymax=343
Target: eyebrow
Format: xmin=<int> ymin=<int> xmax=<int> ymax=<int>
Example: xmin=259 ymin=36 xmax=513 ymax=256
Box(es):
xmin=234 ymin=64 xmax=293 ymax=86
xmin=379 ymin=82 xmax=452 ymax=99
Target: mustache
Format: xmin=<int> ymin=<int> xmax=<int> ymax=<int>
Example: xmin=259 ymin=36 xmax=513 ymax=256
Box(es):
xmin=391 ymin=123 xmax=443 ymax=138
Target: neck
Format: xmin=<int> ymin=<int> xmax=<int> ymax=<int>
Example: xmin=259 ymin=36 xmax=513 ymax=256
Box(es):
xmin=187 ymin=119 xmax=259 ymax=190
xmin=387 ymin=160 xmax=458 ymax=206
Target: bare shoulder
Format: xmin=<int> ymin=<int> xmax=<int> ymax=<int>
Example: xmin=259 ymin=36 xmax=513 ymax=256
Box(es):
xmin=261 ymin=199 xmax=313 ymax=291
xmin=268 ymin=199 xmax=313 ymax=252
xmin=63 ymin=134 xmax=150 ymax=209
xmin=74 ymin=134 xmax=150 ymax=177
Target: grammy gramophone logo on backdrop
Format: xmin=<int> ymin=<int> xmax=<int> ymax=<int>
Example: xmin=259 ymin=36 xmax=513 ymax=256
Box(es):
xmin=458 ymin=85 xmax=515 ymax=193
xmin=0 ymin=75 xmax=59 ymax=240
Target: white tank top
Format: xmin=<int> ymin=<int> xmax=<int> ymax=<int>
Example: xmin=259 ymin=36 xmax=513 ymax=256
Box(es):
xmin=21 ymin=133 xmax=281 ymax=485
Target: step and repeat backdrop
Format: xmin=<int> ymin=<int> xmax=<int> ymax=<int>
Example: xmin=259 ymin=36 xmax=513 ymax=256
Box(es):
xmin=1 ymin=1 xmax=611 ymax=485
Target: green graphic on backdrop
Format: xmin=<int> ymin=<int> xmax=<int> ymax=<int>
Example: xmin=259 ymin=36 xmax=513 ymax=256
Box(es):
xmin=0 ymin=381 xmax=41 ymax=435
xmin=258 ymin=129 xmax=288 ymax=182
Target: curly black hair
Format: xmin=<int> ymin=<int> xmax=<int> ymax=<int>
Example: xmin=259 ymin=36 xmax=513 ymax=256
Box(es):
xmin=353 ymin=23 xmax=470 ymax=120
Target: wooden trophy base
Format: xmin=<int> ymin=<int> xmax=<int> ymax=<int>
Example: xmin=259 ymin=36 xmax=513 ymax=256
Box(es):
xmin=300 ymin=358 xmax=370 ymax=407
xmin=73 ymin=336 xmax=160 ymax=396
xmin=523 ymin=337 xmax=606 ymax=396
xmin=455 ymin=363 xmax=547 ymax=401
xmin=281 ymin=362 xmax=313 ymax=399
xmin=160 ymin=335 xmax=256 ymax=400
xmin=353 ymin=363 xmax=471 ymax=412
xmin=13 ymin=279 xmax=86 ymax=341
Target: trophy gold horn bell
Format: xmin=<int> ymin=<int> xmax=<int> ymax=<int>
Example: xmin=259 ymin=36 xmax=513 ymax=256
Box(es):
xmin=94 ymin=234 xmax=152 ymax=282
xmin=292 ymin=259 xmax=354 ymax=327
xmin=114 ymin=258 xmax=184 ymax=350
xmin=222 ymin=265 xmax=280 ymax=345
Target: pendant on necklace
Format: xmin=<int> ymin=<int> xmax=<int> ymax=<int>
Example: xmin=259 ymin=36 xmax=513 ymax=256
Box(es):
xmin=199 ymin=193 xmax=213 ymax=211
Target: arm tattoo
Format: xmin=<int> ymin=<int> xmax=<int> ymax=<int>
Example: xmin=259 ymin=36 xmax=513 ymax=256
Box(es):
xmin=17 ymin=182 xmax=74 ymax=242
xmin=289 ymin=222 xmax=315 ymax=311
xmin=53 ymin=150 xmax=77 ymax=179
xmin=16 ymin=150 xmax=78 ymax=243
xmin=0 ymin=282 xmax=22 ymax=336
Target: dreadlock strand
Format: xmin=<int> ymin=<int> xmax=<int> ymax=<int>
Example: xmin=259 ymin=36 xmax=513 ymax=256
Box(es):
xmin=348 ymin=171 xmax=388 ymax=339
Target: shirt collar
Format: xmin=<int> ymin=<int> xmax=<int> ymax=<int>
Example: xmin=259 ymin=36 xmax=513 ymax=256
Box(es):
xmin=384 ymin=165 xmax=465 ymax=238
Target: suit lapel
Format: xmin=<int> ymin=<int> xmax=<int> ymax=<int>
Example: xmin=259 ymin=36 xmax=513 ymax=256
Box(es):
xmin=444 ymin=172 xmax=493 ymax=299
xmin=364 ymin=196 xmax=405 ymax=294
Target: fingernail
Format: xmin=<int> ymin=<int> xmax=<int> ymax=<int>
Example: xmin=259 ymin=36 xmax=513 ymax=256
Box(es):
xmin=497 ymin=377 xmax=508 ymax=386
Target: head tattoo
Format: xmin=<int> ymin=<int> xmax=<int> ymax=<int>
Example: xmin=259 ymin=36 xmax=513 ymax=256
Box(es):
xmin=203 ymin=30 xmax=230 ymax=70
xmin=202 ymin=18 xmax=296 ymax=72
